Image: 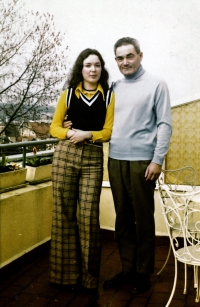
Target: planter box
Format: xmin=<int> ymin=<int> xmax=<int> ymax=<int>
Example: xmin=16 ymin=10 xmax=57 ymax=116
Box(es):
xmin=0 ymin=168 xmax=27 ymax=192
xmin=26 ymin=164 xmax=52 ymax=182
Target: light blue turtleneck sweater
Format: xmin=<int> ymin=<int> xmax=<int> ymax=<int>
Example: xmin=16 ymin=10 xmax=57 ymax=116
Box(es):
xmin=109 ymin=66 xmax=172 ymax=165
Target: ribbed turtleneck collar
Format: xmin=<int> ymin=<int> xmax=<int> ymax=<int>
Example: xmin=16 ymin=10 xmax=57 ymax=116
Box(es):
xmin=124 ymin=65 xmax=145 ymax=81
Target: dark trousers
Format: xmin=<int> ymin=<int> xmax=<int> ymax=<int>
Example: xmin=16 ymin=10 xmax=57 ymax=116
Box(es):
xmin=108 ymin=158 xmax=156 ymax=274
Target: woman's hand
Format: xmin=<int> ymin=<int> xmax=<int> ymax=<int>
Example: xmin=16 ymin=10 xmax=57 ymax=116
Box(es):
xmin=69 ymin=129 xmax=92 ymax=144
xmin=66 ymin=129 xmax=75 ymax=139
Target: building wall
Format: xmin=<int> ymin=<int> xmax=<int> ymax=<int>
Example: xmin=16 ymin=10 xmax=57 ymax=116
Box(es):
xmin=166 ymin=100 xmax=200 ymax=185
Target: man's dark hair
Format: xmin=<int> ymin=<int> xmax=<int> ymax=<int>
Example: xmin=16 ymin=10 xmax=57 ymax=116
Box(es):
xmin=65 ymin=48 xmax=109 ymax=92
xmin=114 ymin=37 xmax=141 ymax=55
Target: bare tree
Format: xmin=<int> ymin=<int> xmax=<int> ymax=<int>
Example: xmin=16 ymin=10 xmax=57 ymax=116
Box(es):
xmin=0 ymin=0 xmax=68 ymax=136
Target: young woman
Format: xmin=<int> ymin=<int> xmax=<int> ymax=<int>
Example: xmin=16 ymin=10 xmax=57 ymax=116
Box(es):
xmin=49 ymin=49 xmax=114 ymax=292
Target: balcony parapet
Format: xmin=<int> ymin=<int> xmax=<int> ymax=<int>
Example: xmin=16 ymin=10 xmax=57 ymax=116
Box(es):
xmin=0 ymin=181 xmax=53 ymax=269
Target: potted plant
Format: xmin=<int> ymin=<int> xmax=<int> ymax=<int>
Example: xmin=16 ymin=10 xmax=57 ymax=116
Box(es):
xmin=0 ymin=153 xmax=27 ymax=192
xmin=0 ymin=153 xmax=14 ymax=173
xmin=25 ymin=147 xmax=52 ymax=183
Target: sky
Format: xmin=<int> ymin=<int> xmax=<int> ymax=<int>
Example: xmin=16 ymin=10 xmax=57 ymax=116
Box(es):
xmin=23 ymin=0 xmax=200 ymax=106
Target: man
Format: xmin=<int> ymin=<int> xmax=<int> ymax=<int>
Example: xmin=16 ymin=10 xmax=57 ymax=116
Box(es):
xmin=103 ymin=37 xmax=172 ymax=294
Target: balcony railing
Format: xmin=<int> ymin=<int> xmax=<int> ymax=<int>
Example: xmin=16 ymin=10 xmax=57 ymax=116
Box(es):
xmin=0 ymin=139 xmax=59 ymax=167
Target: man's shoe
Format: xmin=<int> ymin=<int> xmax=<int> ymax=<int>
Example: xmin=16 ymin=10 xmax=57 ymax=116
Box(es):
xmin=103 ymin=271 xmax=132 ymax=289
xmin=131 ymin=274 xmax=150 ymax=294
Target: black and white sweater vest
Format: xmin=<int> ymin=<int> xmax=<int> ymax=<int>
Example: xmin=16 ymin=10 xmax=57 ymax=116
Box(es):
xmin=66 ymin=87 xmax=112 ymax=131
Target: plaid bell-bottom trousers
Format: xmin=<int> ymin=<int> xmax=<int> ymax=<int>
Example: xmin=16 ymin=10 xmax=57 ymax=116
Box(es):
xmin=49 ymin=140 xmax=103 ymax=289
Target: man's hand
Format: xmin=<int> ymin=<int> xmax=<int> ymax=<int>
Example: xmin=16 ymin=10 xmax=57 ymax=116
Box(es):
xmin=63 ymin=118 xmax=72 ymax=129
xmin=145 ymin=162 xmax=162 ymax=181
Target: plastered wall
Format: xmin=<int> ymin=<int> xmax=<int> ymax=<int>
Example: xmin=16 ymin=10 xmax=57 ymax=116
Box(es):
xmin=0 ymin=182 xmax=53 ymax=268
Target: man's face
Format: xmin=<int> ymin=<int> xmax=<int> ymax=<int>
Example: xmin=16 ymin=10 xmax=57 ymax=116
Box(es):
xmin=115 ymin=44 xmax=143 ymax=76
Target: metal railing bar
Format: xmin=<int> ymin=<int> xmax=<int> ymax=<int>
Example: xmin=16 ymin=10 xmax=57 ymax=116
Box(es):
xmin=0 ymin=138 xmax=59 ymax=149
xmin=0 ymin=139 xmax=59 ymax=167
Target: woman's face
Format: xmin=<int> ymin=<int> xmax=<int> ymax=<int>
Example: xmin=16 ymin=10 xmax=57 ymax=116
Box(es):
xmin=82 ymin=54 xmax=102 ymax=88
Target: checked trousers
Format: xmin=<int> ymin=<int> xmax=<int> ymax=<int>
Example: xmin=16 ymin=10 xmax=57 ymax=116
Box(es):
xmin=49 ymin=140 xmax=103 ymax=289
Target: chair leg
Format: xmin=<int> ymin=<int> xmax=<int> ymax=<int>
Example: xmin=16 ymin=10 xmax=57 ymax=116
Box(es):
xmin=194 ymin=265 xmax=198 ymax=289
xmin=195 ymin=267 xmax=199 ymax=303
xmin=183 ymin=263 xmax=187 ymax=294
xmin=165 ymin=257 xmax=178 ymax=307
xmin=157 ymin=244 xmax=172 ymax=276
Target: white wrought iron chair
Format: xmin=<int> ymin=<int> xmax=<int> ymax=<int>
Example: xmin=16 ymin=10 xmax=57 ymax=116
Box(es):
xmin=157 ymin=167 xmax=196 ymax=277
xmin=158 ymin=185 xmax=200 ymax=306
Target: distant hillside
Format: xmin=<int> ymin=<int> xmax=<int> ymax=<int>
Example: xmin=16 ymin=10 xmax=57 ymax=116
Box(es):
xmin=0 ymin=104 xmax=55 ymax=121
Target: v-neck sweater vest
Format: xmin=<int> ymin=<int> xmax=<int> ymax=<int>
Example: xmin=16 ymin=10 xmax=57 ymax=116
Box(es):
xmin=66 ymin=89 xmax=107 ymax=131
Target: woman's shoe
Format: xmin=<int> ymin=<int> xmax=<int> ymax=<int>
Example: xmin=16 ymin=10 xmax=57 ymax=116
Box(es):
xmin=50 ymin=282 xmax=80 ymax=293
xmin=82 ymin=286 xmax=98 ymax=294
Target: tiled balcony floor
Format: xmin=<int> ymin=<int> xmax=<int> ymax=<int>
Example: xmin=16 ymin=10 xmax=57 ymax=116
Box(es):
xmin=0 ymin=235 xmax=199 ymax=307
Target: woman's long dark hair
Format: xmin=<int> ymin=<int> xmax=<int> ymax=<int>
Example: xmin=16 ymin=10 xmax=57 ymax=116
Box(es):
xmin=65 ymin=48 xmax=109 ymax=92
